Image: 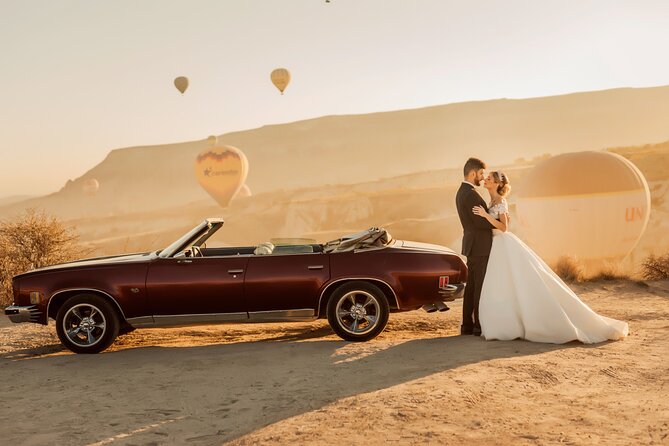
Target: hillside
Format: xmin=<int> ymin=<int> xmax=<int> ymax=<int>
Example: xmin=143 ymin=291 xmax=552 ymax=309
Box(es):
xmin=3 ymin=85 xmax=669 ymax=219
xmin=50 ymin=140 xmax=667 ymax=279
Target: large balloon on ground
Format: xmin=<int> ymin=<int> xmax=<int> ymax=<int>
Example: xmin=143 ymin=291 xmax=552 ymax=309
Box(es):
xmin=270 ymin=68 xmax=290 ymax=94
xmin=515 ymin=151 xmax=650 ymax=264
xmin=174 ymin=76 xmax=189 ymax=94
xmin=82 ymin=178 xmax=99 ymax=196
xmin=195 ymin=145 xmax=249 ymax=207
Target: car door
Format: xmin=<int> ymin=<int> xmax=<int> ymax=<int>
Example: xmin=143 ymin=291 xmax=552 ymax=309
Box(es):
xmin=244 ymin=251 xmax=330 ymax=318
xmin=145 ymin=255 xmax=250 ymax=322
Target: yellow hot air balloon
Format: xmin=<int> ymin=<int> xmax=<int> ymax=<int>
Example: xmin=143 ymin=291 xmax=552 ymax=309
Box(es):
xmin=515 ymin=151 xmax=650 ymax=265
xmin=270 ymin=68 xmax=290 ymax=95
xmin=174 ymin=76 xmax=189 ymax=94
xmin=195 ymin=145 xmax=249 ymax=207
xmin=82 ymin=178 xmax=99 ymax=196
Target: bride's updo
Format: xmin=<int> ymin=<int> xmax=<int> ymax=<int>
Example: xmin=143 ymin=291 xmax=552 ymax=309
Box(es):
xmin=492 ymin=171 xmax=511 ymax=196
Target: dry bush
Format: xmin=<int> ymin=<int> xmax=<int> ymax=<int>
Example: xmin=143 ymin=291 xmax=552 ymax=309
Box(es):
xmin=554 ymin=256 xmax=584 ymax=283
xmin=641 ymin=253 xmax=669 ymax=280
xmin=0 ymin=209 xmax=80 ymax=306
xmin=586 ymin=263 xmax=630 ymax=282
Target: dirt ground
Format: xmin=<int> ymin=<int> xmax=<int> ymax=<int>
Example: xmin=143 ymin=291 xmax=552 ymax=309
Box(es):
xmin=1 ymin=280 xmax=668 ymax=446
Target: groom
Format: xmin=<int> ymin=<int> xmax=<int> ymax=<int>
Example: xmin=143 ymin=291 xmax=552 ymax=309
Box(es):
xmin=455 ymin=157 xmax=495 ymax=336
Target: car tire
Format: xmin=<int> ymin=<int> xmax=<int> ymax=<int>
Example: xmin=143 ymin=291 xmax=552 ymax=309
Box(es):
xmin=55 ymin=294 xmax=120 ymax=354
xmin=327 ymin=281 xmax=389 ymax=342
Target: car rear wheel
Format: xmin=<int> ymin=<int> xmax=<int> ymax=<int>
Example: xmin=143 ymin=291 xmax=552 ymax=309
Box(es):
xmin=327 ymin=281 xmax=389 ymax=342
xmin=55 ymin=294 xmax=120 ymax=354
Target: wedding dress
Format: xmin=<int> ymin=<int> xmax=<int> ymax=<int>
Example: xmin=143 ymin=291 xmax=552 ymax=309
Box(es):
xmin=479 ymin=199 xmax=629 ymax=344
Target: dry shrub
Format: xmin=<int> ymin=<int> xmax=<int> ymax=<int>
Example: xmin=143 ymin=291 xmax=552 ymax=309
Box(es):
xmin=587 ymin=263 xmax=630 ymax=282
xmin=0 ymin=209 xmax=80 ymax=306
xmin=641 ymin=253 xmax=669 ymax=280
xmin=554 ymin=256 xmax=583 ymax=283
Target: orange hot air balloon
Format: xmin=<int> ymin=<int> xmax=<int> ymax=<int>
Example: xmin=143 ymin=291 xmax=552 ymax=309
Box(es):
xmin=194 ymin=145 xmax=249 ymax=207
xmin=174 ymin=76 xmax=189 ymax=94
xmin=82 ymin=178 xmax=99 ymax=196
xmin=270 ymin=68 xmax=290 ymax=94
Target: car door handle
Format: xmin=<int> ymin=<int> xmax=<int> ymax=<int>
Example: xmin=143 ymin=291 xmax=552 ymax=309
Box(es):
xmin=308 ymin=265 xmax=324 ymax=270
xmin=228 ymin=269 xmax=244 ymax=274
xmin=177 ymin=259 xmax=193 ymax=264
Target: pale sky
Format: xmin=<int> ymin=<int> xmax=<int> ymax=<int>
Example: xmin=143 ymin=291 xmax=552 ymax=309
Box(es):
xmin=1 ymin=0 xmax=669 ymax=197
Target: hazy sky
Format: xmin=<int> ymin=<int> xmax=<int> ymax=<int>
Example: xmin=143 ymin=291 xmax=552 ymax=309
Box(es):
xmin=1 ymin=0 xmax=669 ymax=196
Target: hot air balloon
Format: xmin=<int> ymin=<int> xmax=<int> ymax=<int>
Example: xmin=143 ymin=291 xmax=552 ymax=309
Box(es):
xmin=82 ymin=178 xmax=99 ymax=197
xmin=515 ymin=151 xmax=650 ymax=265
xmin=270 ymin=68 xmax=290 ymax=95
xmin=174 ymin=76 xmax=189 ymax=94
xmin=194 ymin=145 xmax=249 ymax=207
xmin=206 ymin=135 xmax=218 ymax=146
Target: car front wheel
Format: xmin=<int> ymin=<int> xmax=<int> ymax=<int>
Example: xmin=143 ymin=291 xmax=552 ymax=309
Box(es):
xmin=327 ymin=281 xmax=389 ymax=342
xmin=55 ymin=294 xmax=120 ymax=354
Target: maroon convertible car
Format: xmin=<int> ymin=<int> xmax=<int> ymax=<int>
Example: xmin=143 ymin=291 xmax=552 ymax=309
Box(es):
xmin=5 ymin=219 xmax=466 ymax=353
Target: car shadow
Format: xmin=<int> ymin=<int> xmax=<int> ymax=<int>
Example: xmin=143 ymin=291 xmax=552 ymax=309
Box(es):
xmin=0 ymin=331 xmax=586 ymax=445
xmin=0 ymin=342 xmax=66 ymax=360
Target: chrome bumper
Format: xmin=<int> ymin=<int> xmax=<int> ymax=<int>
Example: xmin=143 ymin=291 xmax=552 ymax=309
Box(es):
xmin=4 ymin=305 xmax=42 ymax=323
xmin=438 ymin=283 xmax=465 ymax=301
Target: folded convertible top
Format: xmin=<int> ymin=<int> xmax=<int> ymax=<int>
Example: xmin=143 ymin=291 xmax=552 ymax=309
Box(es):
xmin=323 ymin=227 xmax=393 ymax=253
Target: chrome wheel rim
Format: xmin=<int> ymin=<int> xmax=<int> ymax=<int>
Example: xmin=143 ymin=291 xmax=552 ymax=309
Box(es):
xmin=62 ymin=303 xmax=107 ymax=347
xmin=335 ymin=291 xmax=381 ymax=335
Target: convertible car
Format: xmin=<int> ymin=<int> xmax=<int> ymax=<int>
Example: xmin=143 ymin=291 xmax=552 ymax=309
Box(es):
xmin=5 ymin=219 xmax=467 ymax=353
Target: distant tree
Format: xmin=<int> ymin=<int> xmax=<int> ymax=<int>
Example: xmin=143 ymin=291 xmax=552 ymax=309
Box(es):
xmin=0 ymin=209 xmax=80 ymax=306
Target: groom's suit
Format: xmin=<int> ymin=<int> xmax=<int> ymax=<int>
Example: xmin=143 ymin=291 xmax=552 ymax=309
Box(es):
xmin=456 ymin=181 xmax=495 ymax=334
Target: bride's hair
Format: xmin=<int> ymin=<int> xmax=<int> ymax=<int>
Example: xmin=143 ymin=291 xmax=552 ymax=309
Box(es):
xmin=492 ymin=171 xmax=511 ymax=196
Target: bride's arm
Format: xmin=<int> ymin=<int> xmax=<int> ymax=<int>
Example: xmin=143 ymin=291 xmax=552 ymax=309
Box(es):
xmin=472 ymin=206 xmax=508 ymax=232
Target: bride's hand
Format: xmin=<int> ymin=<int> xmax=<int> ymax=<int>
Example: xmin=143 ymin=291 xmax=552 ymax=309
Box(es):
xmin=472 ymin=205 xmax=488 ymax=218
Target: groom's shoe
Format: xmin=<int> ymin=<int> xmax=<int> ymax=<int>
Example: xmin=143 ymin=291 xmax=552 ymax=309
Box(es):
xmin=472 ymin=328 xmax=482 ymax=336
xmin=460 ymin=326 xmax=473 ymax=335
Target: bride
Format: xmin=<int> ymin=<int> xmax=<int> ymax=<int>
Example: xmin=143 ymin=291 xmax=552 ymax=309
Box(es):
xmin=472 ymin=171 xmax=629 ymax=344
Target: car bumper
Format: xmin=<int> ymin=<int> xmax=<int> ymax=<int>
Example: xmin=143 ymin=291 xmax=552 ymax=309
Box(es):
xmin=4 ymin=305 xmax=42 ymax=323
xmin=438 ymin=283 xmax=465 ymax=301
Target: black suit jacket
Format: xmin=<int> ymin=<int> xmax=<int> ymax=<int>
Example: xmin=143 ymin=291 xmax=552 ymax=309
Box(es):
xmin=455 ymin=182 xmax=494 ymax=257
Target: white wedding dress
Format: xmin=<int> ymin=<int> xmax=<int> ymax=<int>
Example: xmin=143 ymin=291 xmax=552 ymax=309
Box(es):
xmin=479 ymin=199 xmax=629 ymax=344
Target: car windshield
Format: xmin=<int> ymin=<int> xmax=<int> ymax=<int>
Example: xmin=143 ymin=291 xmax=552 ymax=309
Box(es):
xmin=159 ymin=220 xmax=224 ymax=258
xmin=323 ymin=227 xmax=393 ymax=253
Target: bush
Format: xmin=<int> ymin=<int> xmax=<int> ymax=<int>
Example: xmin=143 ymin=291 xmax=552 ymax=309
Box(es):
xmin=554 ymin=256 xmax=583 ymax=283
xmin=586 ymin=263 xmax=630 ymax=282
xmin=0 ymin=209 xmax=80 ymax=306
xmin=641 ymin=253 xmax=669 ymax=280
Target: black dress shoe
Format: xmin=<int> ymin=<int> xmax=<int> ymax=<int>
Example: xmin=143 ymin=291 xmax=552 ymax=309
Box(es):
xmin=472 ymin=328 xmax=482 ymax=336
xmin=461 ymin=327 xmax=473 ymax=335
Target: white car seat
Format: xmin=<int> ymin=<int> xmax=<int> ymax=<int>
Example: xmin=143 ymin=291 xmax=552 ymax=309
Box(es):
xmin=254 ymin=242 xmax=275 ymax=255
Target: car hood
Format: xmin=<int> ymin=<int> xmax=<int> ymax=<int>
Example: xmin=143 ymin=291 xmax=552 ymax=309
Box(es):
xmin=14 ymin=252 xmax=154 ymax=278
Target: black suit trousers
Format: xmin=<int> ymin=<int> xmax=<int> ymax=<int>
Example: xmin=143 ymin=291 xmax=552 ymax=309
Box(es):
xmin=462 ymin=255 xmax=490 ymax=331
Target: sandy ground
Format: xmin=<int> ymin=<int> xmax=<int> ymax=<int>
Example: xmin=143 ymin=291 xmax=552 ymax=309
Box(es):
xmin=1 ymin=280 xmax=668 ymax=446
